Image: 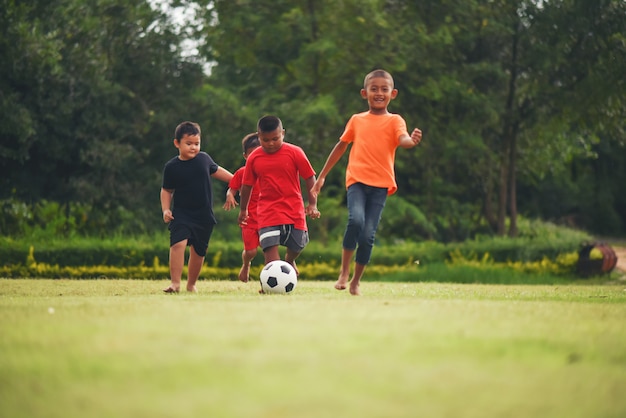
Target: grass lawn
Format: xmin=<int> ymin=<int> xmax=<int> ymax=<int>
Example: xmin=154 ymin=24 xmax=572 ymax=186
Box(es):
xmin=1 ymin=278 xmax=625 ymax=418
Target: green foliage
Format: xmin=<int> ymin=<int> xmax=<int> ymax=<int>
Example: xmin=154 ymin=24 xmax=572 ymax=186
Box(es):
xmin=0 ymin=219 xmax=599 ymax=282
xmin=1 ymin=0 xmax=625 ymax=240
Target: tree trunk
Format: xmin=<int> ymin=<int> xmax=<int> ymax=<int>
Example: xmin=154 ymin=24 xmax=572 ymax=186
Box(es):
xmin=508 ymin=133 xmax=518 ymax=237
xmin=483 ymin=174 xmax=498 ymax=232
xmin=503 ymin=19 xmax=521 ymax=237
xmin=496 ymin=150 xmax=508 ymax=236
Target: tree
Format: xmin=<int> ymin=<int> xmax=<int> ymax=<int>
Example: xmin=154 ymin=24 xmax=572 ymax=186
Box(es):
xmin=0 ymin=0 xmax=207 ymax=234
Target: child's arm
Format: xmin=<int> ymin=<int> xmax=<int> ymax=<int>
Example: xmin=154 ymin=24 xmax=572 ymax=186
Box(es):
xmin=398 ymin=128 xmax=422 ymax=149
xmin=160 ymin=188 xmax=174 ymax=223
xmin=304 ymin=176 xmax=321 ymax=219
xmin=223 ymin=187 xmax=238 ymax=210
xmin=212 ymin=166 xmax=234 ymax=183
xmin=237 ymin=184 xmax=253 ymax=225
xmin=311 ymin=141 xmax=349 ymax=196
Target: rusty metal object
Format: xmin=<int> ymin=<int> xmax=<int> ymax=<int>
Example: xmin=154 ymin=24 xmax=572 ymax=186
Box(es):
xmin=576 ymin=242 xmax=618 ymax=277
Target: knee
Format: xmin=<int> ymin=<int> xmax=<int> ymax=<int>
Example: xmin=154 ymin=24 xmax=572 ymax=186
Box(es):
xmin=359 ymin=227 xmax=378 ymax=246
xmin=244 ymin=248 xmax=257 ymax=259
xmin=347 ymin=214 xmax=365 ymax=230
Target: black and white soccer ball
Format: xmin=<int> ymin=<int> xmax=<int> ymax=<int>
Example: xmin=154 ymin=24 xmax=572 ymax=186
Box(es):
xmin=259 ymin=260 xmax=298 ymax=294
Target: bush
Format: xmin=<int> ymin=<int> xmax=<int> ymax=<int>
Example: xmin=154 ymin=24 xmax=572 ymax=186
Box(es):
xmin=0 ymin=219 xmax=594 ymax=273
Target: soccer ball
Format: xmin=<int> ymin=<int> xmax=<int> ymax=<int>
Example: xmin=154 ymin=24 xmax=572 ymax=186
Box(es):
xmin=259 ymin=260 xmax=298 ymax=294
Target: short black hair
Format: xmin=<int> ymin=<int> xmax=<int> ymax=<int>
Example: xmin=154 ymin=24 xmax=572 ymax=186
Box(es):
xmin=257 ymin=115 xmax=282 ymax=133
xmin=363 ymin=69 xmax=394 ymax=89
xmin=174 ymin=121 xmax=201 ymax=141
xmin=242 ymin=132 xmax=260 ymax=153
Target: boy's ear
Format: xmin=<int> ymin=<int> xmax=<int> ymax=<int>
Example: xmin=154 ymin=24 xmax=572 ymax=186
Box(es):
xmin=391 ymin=89 xmax=399 ymax=99
xmin=360 ymin=89 xmax=367 ymax=99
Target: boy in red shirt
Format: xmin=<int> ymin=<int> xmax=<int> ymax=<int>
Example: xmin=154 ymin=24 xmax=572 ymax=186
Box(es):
xmin=237 ymin=115 xmax=320 ymax=288
xmin=312 ymin=69 xmax=422 ymax=296
xmin=223 ymin=132 xmax=261 ymax=282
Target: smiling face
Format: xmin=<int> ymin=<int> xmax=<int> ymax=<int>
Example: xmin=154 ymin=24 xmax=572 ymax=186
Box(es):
xmin=174 ymin=133 xmax=201 ymax=160
xmin=361 ymin=76 xmax=398 ymax=115
xmin=258 ymin=127 xmax=284 ymax=154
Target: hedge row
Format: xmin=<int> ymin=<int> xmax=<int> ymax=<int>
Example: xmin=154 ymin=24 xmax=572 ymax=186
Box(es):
xmin=0 ymin=234 xmax=589 ymax=269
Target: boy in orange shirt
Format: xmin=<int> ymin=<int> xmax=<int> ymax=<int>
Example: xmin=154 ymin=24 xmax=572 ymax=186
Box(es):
xmin=312 ymin=69 xmax=422 ymax=295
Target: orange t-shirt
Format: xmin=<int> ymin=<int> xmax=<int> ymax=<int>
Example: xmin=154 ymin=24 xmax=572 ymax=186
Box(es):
xmin=340 ymin=112 xmax=408 ymax=195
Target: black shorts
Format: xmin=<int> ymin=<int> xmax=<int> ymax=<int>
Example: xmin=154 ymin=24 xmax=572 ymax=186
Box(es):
xmin=169 ymin=219 xmax=214 ymax=257
xmin=258 ymin=224 xmax=309 ymax=252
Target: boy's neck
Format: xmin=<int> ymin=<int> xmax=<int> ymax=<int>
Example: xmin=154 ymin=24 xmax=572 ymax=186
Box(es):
xmin=368 ymin=108 xmax=390 ymax=116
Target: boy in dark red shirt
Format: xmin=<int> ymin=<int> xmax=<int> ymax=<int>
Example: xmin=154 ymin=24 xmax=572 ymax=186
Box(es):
xmin=224 ymin=133 xmax=261 ymax=282
xmin=237 ymin=115 xmax=320 ymax=285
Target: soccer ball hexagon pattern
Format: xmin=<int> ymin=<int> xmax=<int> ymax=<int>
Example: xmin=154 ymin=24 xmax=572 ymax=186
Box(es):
xmin=259 ymin=260 xmax=298 ymax=294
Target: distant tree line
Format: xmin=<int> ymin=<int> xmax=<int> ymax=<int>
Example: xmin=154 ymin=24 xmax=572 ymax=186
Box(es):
xmin=1 ymin=0 xmax=625 ymax=241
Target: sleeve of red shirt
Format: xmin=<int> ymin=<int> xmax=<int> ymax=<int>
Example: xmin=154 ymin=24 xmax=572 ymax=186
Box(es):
xmin=293 ymin=145 xmax=316 ymax=179
xmin=229 ymin=167 xmax=245 ymax=190
xmin=242 ymin=157 xmax=257 ymax=187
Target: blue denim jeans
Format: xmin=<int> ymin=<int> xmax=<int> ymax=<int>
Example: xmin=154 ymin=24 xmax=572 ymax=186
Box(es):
xmin=343 ymin=183 xmax=388 ymax=265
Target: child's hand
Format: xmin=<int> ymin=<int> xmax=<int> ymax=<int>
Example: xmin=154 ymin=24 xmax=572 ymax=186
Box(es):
xmin=306 ymin=205 xmax=321 ymax=219
xmin=163 ymin=209 xmax=174 ymax=223
xmin=311 ymin=178 xmax=325 ymax=198
xmin=223 ymin=195 xmax=238 ymax=210
xmin=223 ymin=189 xmax=238 ymax=210
xmin=410 ymin=128 xmax=422 ymax=146
xmin=237 ymin=210 xmax=248 ymax=226
xmin=399 ymin=128 xmax=423 ymax=149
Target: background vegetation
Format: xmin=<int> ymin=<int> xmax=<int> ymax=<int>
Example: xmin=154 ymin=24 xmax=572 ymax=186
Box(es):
xmin=1 ymin=0 xmax=625 ymax=242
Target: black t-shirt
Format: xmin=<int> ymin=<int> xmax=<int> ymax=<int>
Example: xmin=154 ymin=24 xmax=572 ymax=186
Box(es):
xmin=162 ymin=152 xmax=219 ymax=224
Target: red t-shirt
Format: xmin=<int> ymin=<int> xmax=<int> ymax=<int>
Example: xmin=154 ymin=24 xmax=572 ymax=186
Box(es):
xmin=229 ymin=166 xmax=260 ymax=229
xmin=243 ymin=142 xmax=316 ymax=230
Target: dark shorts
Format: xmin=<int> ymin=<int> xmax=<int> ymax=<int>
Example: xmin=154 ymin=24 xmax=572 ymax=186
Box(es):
xmin=169 ymin=219 xmax=214 ymax=257
xmin=258 ymin=225 xmax=309 ymax=252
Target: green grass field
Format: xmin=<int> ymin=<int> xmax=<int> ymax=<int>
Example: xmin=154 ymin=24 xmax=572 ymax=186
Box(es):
xmin=1 ymin=279 xmax=625 ymax=418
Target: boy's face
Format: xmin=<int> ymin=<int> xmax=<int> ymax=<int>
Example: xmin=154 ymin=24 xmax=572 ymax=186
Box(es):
xmin=258 ymin=127 xmax=284 ymax=154
xmin=174 ymin=133 xmax=201 ymax=160
xmin=361 ymin=76 xmax=398 ymax=113
xmin=243 ymin=144 xmax=260 ymax=159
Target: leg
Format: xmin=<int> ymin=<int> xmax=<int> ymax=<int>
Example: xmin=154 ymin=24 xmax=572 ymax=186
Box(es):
xmin=186 ymin=245 xmax=205 ymax=292
xmin=258 ymin=247 xmax=280 ymax=294
xmin=338 ymin=184 xmax=366 ymax=290
xmin=349 ymin=262 xmax=366 ymax=296
xmin=335 ymin=248 xmax=354 ymax=290
xmin=263 ymin=245 xmax=280 ymax=264
xmin=352 ymin=186 xmax=387 ymax=294
xmin=239 ymin=248 xmax=257 ymax=282
xmin=239 ymin=227 xmax=259 ymax=282
xmin=284 ymin=227 xmax=308 ymax=277
xmin=285 ymin=248 xmax=301 ymax=276
xmin=165 ymin=240 xmax=187 ymax=292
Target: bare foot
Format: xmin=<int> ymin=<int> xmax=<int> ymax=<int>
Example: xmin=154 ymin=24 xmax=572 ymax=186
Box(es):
xmin=334 ymin=274 xmax=349 ymax=290
xmin=163 ymin=286 xmax=180 ymax=293
xmin=186 ymin=286 xmax=197 ymax=293
xmin=349 ymin=284 xmax=361 ymax=296
xmin=238 ymin=263 xmax=250 ymax=282
xmin=287 ymin=260 xmax=300 ymax=277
